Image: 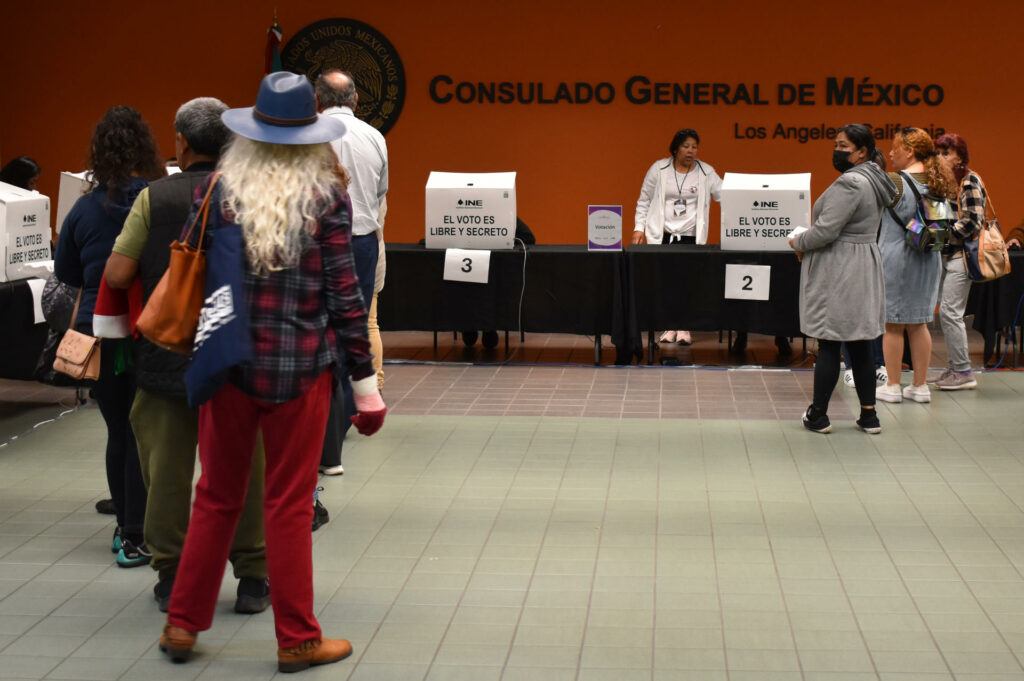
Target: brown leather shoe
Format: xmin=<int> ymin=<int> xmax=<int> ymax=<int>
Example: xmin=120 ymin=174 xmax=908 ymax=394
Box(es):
xmin=159 ymin=624 xmax=196 ymax=663
xmin=277 ymin=638 xmax=352 ymax=673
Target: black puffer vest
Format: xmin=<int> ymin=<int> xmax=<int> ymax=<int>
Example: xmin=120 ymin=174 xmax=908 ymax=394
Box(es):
xmin=134 ymin=163 xmax=216 ymax=397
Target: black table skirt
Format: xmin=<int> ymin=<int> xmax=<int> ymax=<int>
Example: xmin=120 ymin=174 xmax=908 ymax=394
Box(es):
xmin=624 ymin=244 xmax=803 ymax=358
xmin=0 ymin=279 xmax=48 ymax=380
xmin=378 ymin=244 xmax=627 ymax=346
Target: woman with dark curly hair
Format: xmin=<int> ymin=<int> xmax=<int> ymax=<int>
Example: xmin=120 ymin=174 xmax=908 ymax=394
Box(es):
xmin=55 ymin=106 xmax=165 ymax=564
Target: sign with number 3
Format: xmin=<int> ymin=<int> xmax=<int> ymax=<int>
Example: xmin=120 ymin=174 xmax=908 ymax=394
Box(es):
xmin=443 ymin=248 xmax=491 ymax=284
xmin=724 ymin=264 xmax=770 ymax=300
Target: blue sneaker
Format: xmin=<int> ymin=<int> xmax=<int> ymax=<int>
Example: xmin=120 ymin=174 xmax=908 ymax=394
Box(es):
xmin=111 ymin=527 xmax=123 ymax=554
xmin=117 ymin=538 xmax=152 ymax=568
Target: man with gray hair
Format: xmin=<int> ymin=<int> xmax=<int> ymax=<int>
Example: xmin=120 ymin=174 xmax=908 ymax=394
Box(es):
xmin=315 ymin=70 xmax=389 ymax=476
xmin=104 ymin=98 xmax=270 ymax=614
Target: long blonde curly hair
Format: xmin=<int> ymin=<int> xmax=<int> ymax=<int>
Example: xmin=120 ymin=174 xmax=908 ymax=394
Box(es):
xmin=219 ymin=137 xmax=348 ymax=275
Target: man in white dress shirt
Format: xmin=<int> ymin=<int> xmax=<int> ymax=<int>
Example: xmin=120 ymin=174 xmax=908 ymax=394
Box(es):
xmin=315 ymin=70 xmax=389 ymax=475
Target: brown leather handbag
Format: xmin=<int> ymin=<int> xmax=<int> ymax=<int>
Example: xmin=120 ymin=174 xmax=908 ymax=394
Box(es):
xmin=53 ymin=289 xmax=101 ymax=380
xmin=136 ymin=175 xmax=219 ymax=354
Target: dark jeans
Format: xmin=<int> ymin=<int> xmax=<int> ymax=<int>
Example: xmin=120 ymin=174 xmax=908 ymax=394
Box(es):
xmin=91 ymin=338 xmax=146 ymax=538
xmin=320 ymin=233 xmax=378 ymax=468
xmin=814 ymin=339 xmax=876 ymax=413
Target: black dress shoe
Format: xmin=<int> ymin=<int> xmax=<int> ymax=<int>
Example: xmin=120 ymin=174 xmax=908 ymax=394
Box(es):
xmin=775 ymin=336 xmax=792 ymax=356
xmin=461 ymin=330 xmax=478 ymax=346
xmin=95 ymin=499 xmax=116 ymax=515
xmin=235 ymin=577 xmax=271 ymax=614
xmin=481 ymin=331 xmax=499 ymax=349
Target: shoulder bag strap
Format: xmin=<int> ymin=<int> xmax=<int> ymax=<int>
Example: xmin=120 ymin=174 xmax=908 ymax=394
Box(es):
xmin=182 ymin=173 xmax=221 ymax=248
xmin=67 ymin=287 xmax=83 ymax=331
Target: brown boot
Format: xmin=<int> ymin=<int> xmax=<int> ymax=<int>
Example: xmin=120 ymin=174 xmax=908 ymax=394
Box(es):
xmin=277 ymin=638 xmax=352 ymax=673
xmin=159 ymin=624 xmax=196 ymax=663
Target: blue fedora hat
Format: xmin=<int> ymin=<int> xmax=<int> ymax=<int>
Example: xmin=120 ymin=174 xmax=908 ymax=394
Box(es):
xmin=222 ymin=72 xmax=345 ymax=145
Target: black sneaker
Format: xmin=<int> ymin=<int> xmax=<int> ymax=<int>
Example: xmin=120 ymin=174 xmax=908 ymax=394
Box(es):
xmin=313 ymin=486 xmax=329 ymax=532
xmin=117 ymin=538 xmax=152 ymax=568
xmin=856 ymin=409 xmax=882 ymax=434
xmin=154 ymin=576 xmax=174 ymax=613
xmin=95 ymin=498 xmax=116 ymax=515
xmin=235 ymin=577 xmax=271 ymax=614
xmin=801 ymin=405 xmax=832 ymax=434
xmin=111 ymin=526 xmax=123 ymax=554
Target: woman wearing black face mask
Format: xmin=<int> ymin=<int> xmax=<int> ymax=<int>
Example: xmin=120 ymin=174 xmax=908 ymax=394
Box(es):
xmin=788 ymin=124 xmax=897 ymax=434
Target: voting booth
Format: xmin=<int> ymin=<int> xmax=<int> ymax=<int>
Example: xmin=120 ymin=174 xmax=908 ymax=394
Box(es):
xmin=720 ymin=172 xmax=811 ymax=251
xmin=425 ymin=172 xmax=516 ymax=250
xmin=0 ymin=181 xmax=52 ymax=283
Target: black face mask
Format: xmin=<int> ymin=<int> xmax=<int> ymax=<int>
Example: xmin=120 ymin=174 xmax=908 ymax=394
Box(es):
xmin=832 ymin=150 xmax=854 ymax=173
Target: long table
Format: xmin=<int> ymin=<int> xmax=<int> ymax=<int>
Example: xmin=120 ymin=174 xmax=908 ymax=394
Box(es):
xmin=378 ymin=243 xmax=805 ymax=364
xmin=378 ymin=244 xmax=629 ymax=363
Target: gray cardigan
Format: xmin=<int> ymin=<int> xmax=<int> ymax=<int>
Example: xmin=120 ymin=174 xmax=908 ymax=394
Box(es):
xmin=792 ymin=162 xmax=897 ymax=341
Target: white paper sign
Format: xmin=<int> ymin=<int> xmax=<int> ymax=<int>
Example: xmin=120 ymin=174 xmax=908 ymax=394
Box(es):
xmin=27 ymin=277 xmax=46 ymax=325
xmin=443 ymin=248 xmax=491 ymax=284
xmin=724 ymin=264 xmax=771 ymax=300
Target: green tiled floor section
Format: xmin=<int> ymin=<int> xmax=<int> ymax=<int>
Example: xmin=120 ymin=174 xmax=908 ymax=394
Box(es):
xmin=1 ymin=367 xmax=1024 ymax=679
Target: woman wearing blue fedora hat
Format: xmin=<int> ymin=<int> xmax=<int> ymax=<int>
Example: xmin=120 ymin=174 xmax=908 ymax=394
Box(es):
xmin=158 ymin=72 xmax=386 ymax=673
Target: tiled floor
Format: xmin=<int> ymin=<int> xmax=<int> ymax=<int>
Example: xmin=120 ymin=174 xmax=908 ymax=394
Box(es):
xmin=3 ymin=330 xmax=1024 ymax=680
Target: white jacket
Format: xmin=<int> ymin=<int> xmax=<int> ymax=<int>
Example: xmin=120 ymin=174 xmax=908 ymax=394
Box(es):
xmin=634 ymin=158 xmax=723 ymax=245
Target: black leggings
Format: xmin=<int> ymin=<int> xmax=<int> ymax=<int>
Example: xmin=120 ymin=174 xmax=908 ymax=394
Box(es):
xmin=814 ymin=339 xmax=876 ymax=413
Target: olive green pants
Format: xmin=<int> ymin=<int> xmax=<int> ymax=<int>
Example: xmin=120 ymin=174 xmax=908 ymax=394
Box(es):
xmin=130 ymin=387 xmax=266 ymax=581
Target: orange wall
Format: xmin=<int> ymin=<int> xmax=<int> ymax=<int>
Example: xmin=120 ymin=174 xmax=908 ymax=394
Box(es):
xmin=4 ymin=1 xmax=1021 ymax=244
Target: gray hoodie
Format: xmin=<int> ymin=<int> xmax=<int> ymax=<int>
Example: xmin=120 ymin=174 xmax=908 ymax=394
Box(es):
xmin=792 ymin=161 xmax=896 ymax=341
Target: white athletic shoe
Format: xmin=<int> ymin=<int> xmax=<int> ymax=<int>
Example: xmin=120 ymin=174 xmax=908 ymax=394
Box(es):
xmin=875 ymin=367 xmax=888 ymax=387
xmin=902 ymin=383 xmax=931 ymax=403
xmin=843 ymin=370 xmax=855 ymax=388
xmin=876 ymin=383 xmax=903 ymax=403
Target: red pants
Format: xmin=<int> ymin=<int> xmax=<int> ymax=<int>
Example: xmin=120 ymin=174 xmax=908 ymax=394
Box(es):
xmin=167 ymin=372 xmax=331 ymax=647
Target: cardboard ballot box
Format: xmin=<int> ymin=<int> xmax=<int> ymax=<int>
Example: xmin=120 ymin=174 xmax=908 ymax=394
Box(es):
xmin=425 ymin=172 xmax=516 ymax=250
xmin=55 ymin=171 xmax=91 ymax=235
xmin=720 ymin=172 xmax=811 ymax=251
xmin=0 ymin=181 xmax=52 ymax=283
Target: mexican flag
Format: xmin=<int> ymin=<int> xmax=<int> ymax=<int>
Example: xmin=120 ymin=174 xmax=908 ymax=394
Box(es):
xmin=265 ymin=18 xmax=282 ymax=74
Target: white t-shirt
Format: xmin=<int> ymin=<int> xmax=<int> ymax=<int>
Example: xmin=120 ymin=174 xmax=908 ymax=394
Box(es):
xmin=662 ymin=163 xmax=698 ymax=236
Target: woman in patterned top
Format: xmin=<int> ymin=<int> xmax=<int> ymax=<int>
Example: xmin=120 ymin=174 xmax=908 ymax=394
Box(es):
xmin=158 ymin=73 xmax=386 ymax=673
xmin=931 ymin=133 xmax=984 ymax=390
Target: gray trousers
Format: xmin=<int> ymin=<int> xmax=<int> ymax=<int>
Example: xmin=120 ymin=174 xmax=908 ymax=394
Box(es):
xmin=937 ymin=255 xmax=973 ymax=372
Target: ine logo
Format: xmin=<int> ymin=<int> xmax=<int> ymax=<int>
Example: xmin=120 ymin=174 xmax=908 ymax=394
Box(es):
xmin=22 ymin=214 xmax=37 ymax=224
xmin=752 ymin=200 xmax=779 ymax=209
xmin=282 ymin=18 xmax=406 ymax=136
xmin=457 ymin=199 xmax=483 ymax=208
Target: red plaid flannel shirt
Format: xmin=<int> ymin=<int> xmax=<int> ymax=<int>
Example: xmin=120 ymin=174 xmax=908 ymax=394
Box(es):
xmin=187 ymin=179 xmax=373 ymax=403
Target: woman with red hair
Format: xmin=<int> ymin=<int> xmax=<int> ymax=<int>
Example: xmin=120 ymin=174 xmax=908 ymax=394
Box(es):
xmin=874 ymin=127 xmax=956 ymax=404
xmin=931 ymin=133 xmax=985 ymax=390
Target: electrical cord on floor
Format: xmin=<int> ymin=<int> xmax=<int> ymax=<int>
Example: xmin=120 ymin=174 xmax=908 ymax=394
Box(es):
xmin=985 ymin=290 xmax=1024 ymax=371
xmin=494 ymin=238 xmax=528 ymax=366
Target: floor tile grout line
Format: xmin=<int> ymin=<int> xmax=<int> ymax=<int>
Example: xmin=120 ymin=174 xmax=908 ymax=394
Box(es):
xmin=649 ymin=448 xmax=660 ymax=681
xmin=701 ymin=422 xmax=732 ymax=681
xmin=495 ymin=420 xmax=583 ymax=681
xmin=780 ymin=426 xmax=884 ymax=680
xmin=818 ymin=431 xmax=960 ymax=678
xmin=868 ymin=430 xmax=1024 ymax=673
xmin=310 ymin=417 xmax=480 ymax=673
xmin=422 ymin=418 xmax=567 ymax=680
xmin=572 ymin=424 xmax=621 ymax=681
xmin=739 ymin=421 xmax=807 ymax=681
